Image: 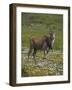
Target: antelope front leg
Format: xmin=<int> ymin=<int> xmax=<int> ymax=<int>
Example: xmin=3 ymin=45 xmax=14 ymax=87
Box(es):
xmin=43 ymin=50 xmax=46 ymax=59
xmin=33 ymin=48 xmax=37 ymax=64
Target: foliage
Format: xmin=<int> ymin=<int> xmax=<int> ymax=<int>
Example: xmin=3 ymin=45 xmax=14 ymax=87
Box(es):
xmin=21 ymin=51 xmax=63 ymax=77
xmin=21 ymin=13 xmax=63 ymax=50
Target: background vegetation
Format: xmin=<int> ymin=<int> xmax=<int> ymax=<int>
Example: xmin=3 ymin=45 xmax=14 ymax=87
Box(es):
xmin=21 ymin=13 xmax=63 ymax=50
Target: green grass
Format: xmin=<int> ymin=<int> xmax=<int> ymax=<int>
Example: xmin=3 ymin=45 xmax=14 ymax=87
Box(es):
xmin=21 ymin=13 xmax=63 ymax=50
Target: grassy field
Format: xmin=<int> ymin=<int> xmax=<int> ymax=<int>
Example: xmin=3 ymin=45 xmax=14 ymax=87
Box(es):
xmin=21 ymin=50 xmax=63 ymax=76
xmin=21 ymin=13 xmax=63 ymax=77
xmin=21 ymin=13 xmax=63 ymax=50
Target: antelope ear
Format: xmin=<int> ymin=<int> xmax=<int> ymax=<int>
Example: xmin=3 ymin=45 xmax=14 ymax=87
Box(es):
xmin=53 ymin=33 xmax=55 ymax=38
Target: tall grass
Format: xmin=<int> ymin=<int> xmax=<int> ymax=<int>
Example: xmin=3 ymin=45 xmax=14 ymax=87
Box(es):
xmin=21 ymin=13 xmax=63 ymax=50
